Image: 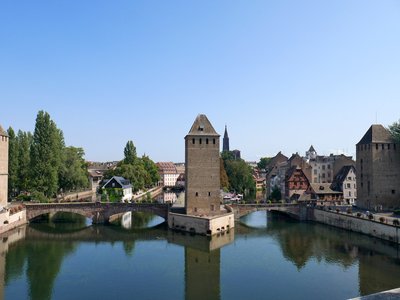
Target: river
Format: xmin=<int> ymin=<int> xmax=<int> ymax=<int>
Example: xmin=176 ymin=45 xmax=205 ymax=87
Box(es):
xmin=2 ymin=210 xmax=400 ymax=300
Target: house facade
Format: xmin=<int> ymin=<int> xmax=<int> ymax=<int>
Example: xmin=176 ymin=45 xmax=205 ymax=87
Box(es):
xmin=356 ymin=124 xmax=400 ymax=210
xmin=331 ymin=165 xmax=357 ymax=205
xmin=285 ymin=166 xmax=310 ymax=200
xmin=102 ymin=176 xmax=133 ymax=202
xmin=157 ymin=162 xmax=180 ymax=187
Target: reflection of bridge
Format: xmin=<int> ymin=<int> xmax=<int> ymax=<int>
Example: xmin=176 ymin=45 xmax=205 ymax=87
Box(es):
xmin=231 ymin=203 xmax=303 ymax=220
xmin=25 ymin=203 xmax=170 ymax=224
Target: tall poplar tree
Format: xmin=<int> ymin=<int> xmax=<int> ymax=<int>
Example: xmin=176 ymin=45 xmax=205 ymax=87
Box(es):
xmin=7 ymin=127 xmax=19 ymax=198
xmin=124 ymin=140 xmax=137 ymax=164
xmin=30 ymin=111 xmax=64 ymax=197
xmin=17 ymin=130 xmax=32 ymax=193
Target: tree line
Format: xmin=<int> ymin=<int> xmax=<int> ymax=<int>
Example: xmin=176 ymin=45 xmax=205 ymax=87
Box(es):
xmin=8 ymin=111 xmax=89 ymax=201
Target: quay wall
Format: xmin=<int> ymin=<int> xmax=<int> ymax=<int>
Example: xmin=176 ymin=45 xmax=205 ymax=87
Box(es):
xmin=312 ymin=209 xmax=400 ymax=244
xmin=0 ymin=210 xmax=27 ymax=235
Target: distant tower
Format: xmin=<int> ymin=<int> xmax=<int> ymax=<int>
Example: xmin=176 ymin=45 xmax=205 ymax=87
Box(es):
xmin=0 ymin=125 xmax=9 ymax=208
xmin=185 ymin=114 xmax=220 ymax=215
xmin=223 ymin=125 xmax=229 ymax=152
xmin=306 ymin=145 xmax=317 ymax=160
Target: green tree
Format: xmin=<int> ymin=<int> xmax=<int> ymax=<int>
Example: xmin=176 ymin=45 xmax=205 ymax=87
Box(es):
xmin=17 ymin=130 xmax=32 ymax=193
xmin=30 ymin=111 xmax=64 ymax=197
xmin=223 ymin=157 xmax=255 ymax=194
xmin=389 ymin=120 xmax=400 ymax=144
xmin=220 ymin=157 xmax=229 ymax=190
xmin=59 ymin=147 xmax=89 ymax=192
xmin=141 ymin=155 xmax=160 ymax=187
xmin=257 ymin=157 xmax=272 ymax=170
xmin=124 ymin=140 xmax=137 ymax=164
xmin=7 ymin=127 xmax=19 ymax=198
xmin=270 ymin=186 xmax=282 ymax=201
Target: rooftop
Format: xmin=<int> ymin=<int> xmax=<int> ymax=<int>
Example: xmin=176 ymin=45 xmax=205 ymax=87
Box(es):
xmin=357 ymin=124 xmax=394 ymax=145
xmin=186 ymin=114 xmax=219 ymax=137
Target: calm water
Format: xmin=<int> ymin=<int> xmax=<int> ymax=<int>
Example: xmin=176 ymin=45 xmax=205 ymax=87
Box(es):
xmin=3 ymin=211 xmax=400 ymax=300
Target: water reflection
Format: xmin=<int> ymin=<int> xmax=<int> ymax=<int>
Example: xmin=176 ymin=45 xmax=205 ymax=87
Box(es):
xmin=3 ymin=212 xmax=400 ymax=299
xmin=155 ymin=191 xmax=185 ymax=206
xmin=111 ymin=211 xmax=165 ymax=230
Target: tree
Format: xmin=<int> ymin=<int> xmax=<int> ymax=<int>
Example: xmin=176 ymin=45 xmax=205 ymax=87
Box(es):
xmin=59 ymin=147 xmax=89 ymax=192
xmin=141 ymin=155 xmax=160 ymax=188
xmin=389 ymin=120 xmax=400 ymax=144
xmin=257 ymin=157 xmax=271 ymax=170
xmin=7 ymin=127 xmax=19 ymax=198
xmin=220 ymin=158 xmax=229 ymax=190
xmin=222 ymin=156 xmax=255 ymax=194
xmin=124 ymin=141 xmax=137 ymax=164
xmin=30 ymin=111 xmax=64 ymax=197
xmin=16 ymin=130 xmax=32 ymax=193
xmin=270 ymin=186 xmax=282 ymax=201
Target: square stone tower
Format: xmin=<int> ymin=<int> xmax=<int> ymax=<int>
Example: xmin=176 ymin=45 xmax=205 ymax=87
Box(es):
xmin=356 ymin=124 xmax=400 ymax=210
xmin=0 ymin=126 xmax=9 ymax=208
xmin=185 ymin=114 xmax=220 ymax=216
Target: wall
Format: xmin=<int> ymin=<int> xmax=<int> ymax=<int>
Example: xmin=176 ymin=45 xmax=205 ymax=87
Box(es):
xmin=312 ymin=209 xmax=400 ymax=244
xmin=168 ymin=212 xmax=234 ymax=235
xmin=0 ymin=210 xmax=27 ymax=234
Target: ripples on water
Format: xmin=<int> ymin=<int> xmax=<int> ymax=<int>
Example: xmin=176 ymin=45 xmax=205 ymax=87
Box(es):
xmin=3 ymin=210 xmax=400 ymax=300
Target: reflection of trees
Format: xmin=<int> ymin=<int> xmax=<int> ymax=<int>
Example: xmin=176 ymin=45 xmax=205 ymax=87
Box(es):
xmin=6 ymin=241 xmax=76 ymax=300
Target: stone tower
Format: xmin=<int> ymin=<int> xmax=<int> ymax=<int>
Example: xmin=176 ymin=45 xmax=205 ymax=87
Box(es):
xmin=185 ymin=114 xmax=220 ymax=215
xmin=356 ymin=124 xmax=400 ymax=210
xmin=222 ymin=125 xmax=229 ymax=152
xmin=0 ymin=125 xmax=9 ymax=208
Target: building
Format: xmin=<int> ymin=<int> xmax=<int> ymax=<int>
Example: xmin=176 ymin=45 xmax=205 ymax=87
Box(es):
xmin=306 ymin=183 xmax=343 ymax=204
xmin=356 ymin=124 xmax=400 ymax=210
xmin=185 ymin=114 xmax=221 ymax=215
xmin=285 ymin=166 xmax=310 ymax=200
xmin=169 ymin=114 xmax=234 ymax=235
xmin=223 ymin=125 xmax=229 ymax=152
xmin=231 ymin=149 xmax=241 ymax=160
xmin=331 ymin=165 xmax=357 ymax=205
xmin=102 ymin=176 xmax=133 ymax=202
xmin=0 ymin=126 xmax=8 ymax=208
xmin=157 ymin=162 xmax=180 ymax=187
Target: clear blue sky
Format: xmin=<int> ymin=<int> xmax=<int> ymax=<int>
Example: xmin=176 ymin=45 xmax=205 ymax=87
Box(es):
xmin=1 ymin=1 xmax=400 ymax=162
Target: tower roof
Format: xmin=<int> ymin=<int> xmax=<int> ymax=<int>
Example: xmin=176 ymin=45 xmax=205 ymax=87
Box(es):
xmin=186 ymin=114 xmax=219 ymax=137
xmin=0 ymin=124 xmax=8 ymax=137
xmin=223 ymin=125 xmax=229 ymax=138
xmin=308 ymin=145 xmax=316 ymax=152
xmin=357 ymin=124 xmax=393 ymax=145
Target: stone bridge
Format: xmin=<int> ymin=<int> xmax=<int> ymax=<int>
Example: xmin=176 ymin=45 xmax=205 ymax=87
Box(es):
xmin=230 ymin=203 xmax=305 ymax=220
xmin=25 ymin=202 xmax=170 ymax=224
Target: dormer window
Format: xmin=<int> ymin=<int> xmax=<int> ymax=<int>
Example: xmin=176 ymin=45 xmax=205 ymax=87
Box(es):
xmin=198 ymin=125 xmax=204 ymax=131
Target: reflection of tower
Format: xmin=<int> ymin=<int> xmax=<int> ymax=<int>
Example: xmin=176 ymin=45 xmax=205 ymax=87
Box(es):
xmin=223 ymin=125 xmax=229 ymax=152
xmin=0 ymin=125 xmax=9 ymax=208
xmin=185 ymin=248 xmax=220 ymax=300
xmin=185 ymin=114 xmax=220 ymax=215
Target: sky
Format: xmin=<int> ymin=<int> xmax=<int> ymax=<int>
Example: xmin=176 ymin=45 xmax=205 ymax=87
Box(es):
xmin=1 ymin=1 xmax=400 ymax=163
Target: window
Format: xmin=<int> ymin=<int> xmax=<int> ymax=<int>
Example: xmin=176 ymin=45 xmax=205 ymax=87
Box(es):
xmin=199 ymin=139 xmax=202 ymax=144
xmin=194 ymin=207 xmax=198 ymax=213
xmin=388 ymin=144 xmax=391 ymax=150
xmin=208 ymin=192 xmax=211 ymax=196
xmin=327 ymin=165 xmax=331 ymax=169
xmin=347 ymin=183 xmax=351 ymax=188
xmin=348 ymin=191 xmax=351 ymax=197
xmin=195 ymin=192 xmax=198 ymax=197
xmin=322 ymin=165 xmax=326 ymax=170
xmin=376 ymin=144 xmax=379 ymax=150
xmin=213 ymin=139 xmax=216 ymax=144
xmin=382 ymin=144 xmax=384 ymax=150
xmin=392 ymin=190 xmax=396 ymax=195
xmin=211 ymin=204 xmax=215 ymax=211
xmin=192 ymin=138 xmax=195 ymax=144
xmin=206 ymin=138 xmax=209 ymax=144
xmin=314 ymin=170 xmax=317 ymax=175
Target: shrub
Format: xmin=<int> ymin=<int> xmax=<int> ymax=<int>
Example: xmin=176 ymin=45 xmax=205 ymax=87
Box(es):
xmin=347 ymin=208 xmax=352 ymax=214
xmin=31 ymin=191 xmax=48 ymax=203
xmin=393 ymin=219 xmax=400 ymax=226
xmin=336 ymin=209 xmax=340 ymax=213
xmin=357 ymin=212 xmax=362 ymax=217
xmin=379 ymin=216 xmax=385 ymax=223
xmin=368 ymin=214 xmax=374 ymax=220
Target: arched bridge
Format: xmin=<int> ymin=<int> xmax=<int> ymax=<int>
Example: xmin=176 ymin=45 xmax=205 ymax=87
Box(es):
xmin=25 ymin=202 xmax=170 ymax=224
xmin=230 ymin=203 xmax=306 ymax=220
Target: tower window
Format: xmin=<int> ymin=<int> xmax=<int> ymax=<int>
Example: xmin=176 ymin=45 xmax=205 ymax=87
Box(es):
xmin=195 ymin=192 xmax=198 ymax=197
xmin=213 ymin=139 xmax=216 ymax=144
xmin=206 ymin=138 xmax=209 ymax=144
xmin=392 ymin=190 xmax=396 ymax=194
xmin=376 ymin=144 xmax=379 ymax=150
xmin=382 ymin=144 xmax=384 ymax=150
xmin=388 ymin=144 xmax=391 ymax=150
xmin=199 ymin=139 xmax=202 ymax=144
xmin=208 ymin=192 xmax=211 ymax=196
xmin=192 ymin=138 xmax=195 ymax=144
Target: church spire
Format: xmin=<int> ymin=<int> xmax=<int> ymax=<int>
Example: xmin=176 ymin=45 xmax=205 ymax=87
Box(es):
xmin=223 ymin=125 xmax=229 ymax=152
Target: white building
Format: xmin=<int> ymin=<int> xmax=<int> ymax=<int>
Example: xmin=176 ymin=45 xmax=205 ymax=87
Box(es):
xmin=331 ymin=165 xmax=357 ymax=205
xmin=157 ymin=162 xmax=180 ymax=187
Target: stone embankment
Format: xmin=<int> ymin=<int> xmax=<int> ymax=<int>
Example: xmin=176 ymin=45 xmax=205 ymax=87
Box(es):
xmin=311 ymin=208 xmax=400 ymax=244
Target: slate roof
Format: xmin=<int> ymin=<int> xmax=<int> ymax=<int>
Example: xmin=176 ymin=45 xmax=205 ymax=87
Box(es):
xmin=186 ymin=114 xmax=219 ymax=137
xmin=308 ymin=145 xmax=316 ymax=152
xmin=103 ymin=176 xmax=132 ymax=189
xmin=357 ymin=124 xmax=393 ymax=145
xmin=330 ymin=165 xmax=355 ymax=191
xmin=309 ymin=183 xmax=341 ymax=195
xmin=223 ymin=125 xmax=229 ymax=138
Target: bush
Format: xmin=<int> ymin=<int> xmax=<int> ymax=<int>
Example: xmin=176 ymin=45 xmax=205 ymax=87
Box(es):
xmin=347 ymin=208 xmax=352 ymax=214
xmin=357 ymin=212 xmax=362 ymax=217
xmin=368 ymin=214 xmax=374 ymax=220
xmin=393 ymin=219 xmax=400 ymax=226
xmin=379 ymin=216 xmax=385 ymax=223
xmin=336 ymin=209 xmax=340 ymax=213
xmin=16 ymin=194 xmax=31 ymax=201
xmin=31 ymin=191 xmax=48 ymax=203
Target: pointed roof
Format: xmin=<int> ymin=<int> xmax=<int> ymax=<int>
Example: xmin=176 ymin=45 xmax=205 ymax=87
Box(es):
xmin=331 ymin=165 xmax=355 ymax=191
xmin=223 ymin=125 xmax=229 ymax=138
xmin=0 ymin=124 xmax=8 ymax=137
xmin=357 ymin=124 xmax=393 ymax=145
xmin=308 ymin=145 xmax=316 ymax=152
xmin=186 ymin=114 xmax=219 ymax=137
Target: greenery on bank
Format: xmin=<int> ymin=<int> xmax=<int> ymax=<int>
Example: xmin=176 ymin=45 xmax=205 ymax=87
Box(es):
xmin=8 ymin=111 xmax=89 ymax=202
xmin=389 ymin=120 xmax=400 ymax=144
xmin=221 ymin=151 xmax=255 ymax=194
xmin=103 ymin=140 xmax=160 ymax=193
